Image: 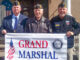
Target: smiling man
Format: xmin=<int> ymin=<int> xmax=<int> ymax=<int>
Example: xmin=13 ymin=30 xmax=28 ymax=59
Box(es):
xmin=0 ymin=1 xmax=28 ymax=35
xmin=50 ymin=2 xmax=80 ymax=60
xmin=25 ymin=4 xmax=52 ymax=33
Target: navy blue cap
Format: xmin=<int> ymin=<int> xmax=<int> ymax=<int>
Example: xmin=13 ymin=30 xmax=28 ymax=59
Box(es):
xmin=34 ymin=4 xmax=43 ymax=9
xmin=58 ymin=2 xmax=67 ymax=8
xmin=13 ymin=1 xmax=20 ymax=6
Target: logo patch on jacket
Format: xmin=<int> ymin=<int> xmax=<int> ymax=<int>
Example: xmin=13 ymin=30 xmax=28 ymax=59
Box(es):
xmin=55 ymin=22 xmax=60 ymax=27
xmin=66 ymin=20 xmax=70 ymax=25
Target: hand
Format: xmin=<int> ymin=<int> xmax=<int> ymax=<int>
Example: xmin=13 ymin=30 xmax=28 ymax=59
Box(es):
xmin=2 ymin=29 xmax=7 ymax=34
xmin=66 ymin=31 xmax=74 ymax=37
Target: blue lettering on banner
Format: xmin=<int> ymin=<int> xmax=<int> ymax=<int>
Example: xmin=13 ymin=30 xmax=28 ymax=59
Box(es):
xmin=19 ymin=50 xmax=58 ymax=59
xmin=41 ymin=51 xmax=47 ymax=59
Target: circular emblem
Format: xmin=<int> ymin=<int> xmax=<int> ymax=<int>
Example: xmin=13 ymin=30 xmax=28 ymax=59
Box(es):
xmin=52 ymin=39 xmax=63 ymax=49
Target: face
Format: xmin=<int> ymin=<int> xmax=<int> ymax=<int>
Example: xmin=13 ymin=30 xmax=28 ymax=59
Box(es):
xmin=58 ymin=7 xmax=67 ymax=18
xmin=12 ymin=5 xmax=21 ymax=16
xmin=34 ymin=9 xmax=43 ymax=19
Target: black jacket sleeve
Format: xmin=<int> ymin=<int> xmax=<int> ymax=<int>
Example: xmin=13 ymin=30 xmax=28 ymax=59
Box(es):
xmin=46 ymin=20 xmax=52 ymax=33
xmin=72 ymin=17 xmax=80 ymax=35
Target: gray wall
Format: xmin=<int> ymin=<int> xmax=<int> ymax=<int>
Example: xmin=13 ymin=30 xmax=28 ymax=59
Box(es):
xmin=0 ymin=5 xmax=6 ymax=26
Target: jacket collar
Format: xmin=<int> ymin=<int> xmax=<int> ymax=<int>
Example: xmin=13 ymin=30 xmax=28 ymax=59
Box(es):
xmin=33 ymin=16 xmax=46 ymax=23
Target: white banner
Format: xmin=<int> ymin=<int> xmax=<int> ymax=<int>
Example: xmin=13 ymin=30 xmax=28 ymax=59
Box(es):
xmin=5 ymin=33 xmax=67 ymax=60
xmin=79 ymin=34 xmax=80 ymax=60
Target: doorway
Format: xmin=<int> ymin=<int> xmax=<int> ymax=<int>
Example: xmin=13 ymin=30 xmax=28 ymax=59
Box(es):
xmin=18 ymin=0 xmax=48 ymax=18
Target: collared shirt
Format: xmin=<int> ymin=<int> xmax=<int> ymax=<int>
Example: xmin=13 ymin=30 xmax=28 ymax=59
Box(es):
xmin=12 ymin=13 xmax=20 ymax=29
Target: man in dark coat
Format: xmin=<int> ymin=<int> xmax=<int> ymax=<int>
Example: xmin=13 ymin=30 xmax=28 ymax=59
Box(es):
xmin=50 ymin=2 xmax=80 ymax=60
xmin=25 ymin=4 xmax=52 ymax=33
xmin=0 ymin=1 xmax=28 ymax=35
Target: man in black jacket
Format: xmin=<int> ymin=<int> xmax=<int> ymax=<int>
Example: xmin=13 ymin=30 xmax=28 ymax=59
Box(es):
xmin=25 ymin=4 xmax=52 ymax=33
xmin=50 ymin=2 xmax=80 ymax=60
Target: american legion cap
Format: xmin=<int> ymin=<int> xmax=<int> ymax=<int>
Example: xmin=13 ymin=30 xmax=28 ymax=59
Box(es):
xmin=13 ymin=1 xmax=20 ymax=6
xmin=34 ymin=4 xmax=43 ymax=9
xmin=58 ymin=2 xmax=67 ymax=8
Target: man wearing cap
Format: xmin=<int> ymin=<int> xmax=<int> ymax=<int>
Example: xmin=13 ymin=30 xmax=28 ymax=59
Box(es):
xmin=0 ymin=1 xmax=28 ymax=35
xmin=50 ymin=2 xmax=80 ymax=60
xmin=25 ymin=4 xmax=52 ymax=33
